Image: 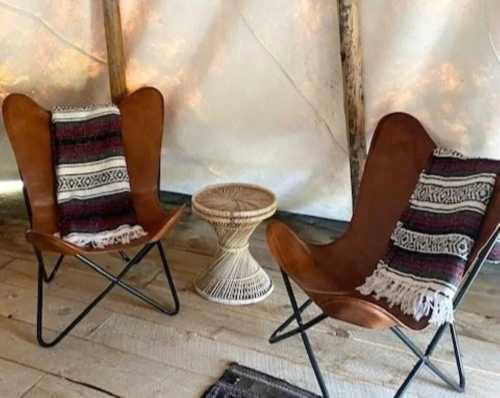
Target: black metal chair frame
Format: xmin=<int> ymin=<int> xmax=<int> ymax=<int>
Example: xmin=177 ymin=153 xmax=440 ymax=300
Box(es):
xmin=35 ymin=241 xmax=179 ymax=348
xmin=269 ymin=228 xmax=499 ymax=398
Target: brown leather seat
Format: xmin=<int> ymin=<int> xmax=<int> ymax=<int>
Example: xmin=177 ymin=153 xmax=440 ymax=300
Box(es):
xmin=267 ymin=112 xmax=500 ymax=331
xmin=2 ymin=87 xmax=184 ymax=255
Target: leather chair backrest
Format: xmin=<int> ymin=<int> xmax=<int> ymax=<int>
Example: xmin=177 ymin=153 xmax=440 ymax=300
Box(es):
xmin=346 ymin=113 xmax=436 ymax=274
xmin=2 ymin=94 xmax=58 ymax=234
xmin=2 ymin=87 xmax=165 ymax=234
xmin=347 ymin=112 xmax=500 ymax=276
xmin=119 ymin=87 xmax=165 ymax=231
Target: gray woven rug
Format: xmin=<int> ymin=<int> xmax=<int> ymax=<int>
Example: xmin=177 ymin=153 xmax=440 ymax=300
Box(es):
xmin=203 ymin=363 xmax=320 ymax=398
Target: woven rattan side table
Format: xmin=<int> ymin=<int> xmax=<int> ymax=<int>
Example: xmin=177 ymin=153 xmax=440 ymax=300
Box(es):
xmin=192 ymin=183 xmax=277 ymax=305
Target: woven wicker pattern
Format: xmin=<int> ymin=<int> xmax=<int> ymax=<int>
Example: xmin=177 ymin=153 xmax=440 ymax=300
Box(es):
xmin=193 ymin=183 xmax=277 ymax=305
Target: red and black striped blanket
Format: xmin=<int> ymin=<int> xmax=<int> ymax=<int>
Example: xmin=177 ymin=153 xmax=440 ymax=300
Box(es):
xmin=358 ymin=148 xmax=500 ymax=325
xmin=52 ymin=105 xmax=146 ymax=248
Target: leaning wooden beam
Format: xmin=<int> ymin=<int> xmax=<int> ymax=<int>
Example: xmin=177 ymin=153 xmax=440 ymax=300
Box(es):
xmin=337 ymin=0 xmax=367 ymax=204
xmin=102 ymin=0 xmax=127 ymax=104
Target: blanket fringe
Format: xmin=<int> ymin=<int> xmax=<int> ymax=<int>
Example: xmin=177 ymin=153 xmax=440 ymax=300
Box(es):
xmin=64 ymin=225 xmax=147 ymax=249
xmin=357 ymin=262 xmax=456 ymax=325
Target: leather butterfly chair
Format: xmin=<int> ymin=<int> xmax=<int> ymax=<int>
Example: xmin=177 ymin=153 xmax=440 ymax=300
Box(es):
xmin=266 ymin=113 xmax=500 ymax=398
xmin=2 ymin=87 xmax=184 ymax=347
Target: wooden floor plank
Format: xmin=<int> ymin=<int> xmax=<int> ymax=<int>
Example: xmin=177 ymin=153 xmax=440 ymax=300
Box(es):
xmin=21 ymin=375 xmax=111 ymax=398
xmin=0 ymin=316 xmax=213 ymax=398
xmin=0 ymin=282 xmax=112 ymax=340
xmin=0 ymin=357 xmax=43 ymax=398
xmin=0 ymin=254 xmax=13 ymax=269
xmin=87 ymin=312 xmax=398 ymax=397
xmin=88 ymin=312 xmax=500 ymax=398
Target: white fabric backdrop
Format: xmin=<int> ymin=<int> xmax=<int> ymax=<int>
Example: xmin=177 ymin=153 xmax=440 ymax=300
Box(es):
xmin=0 ymin=1 xmax=499 ymax=221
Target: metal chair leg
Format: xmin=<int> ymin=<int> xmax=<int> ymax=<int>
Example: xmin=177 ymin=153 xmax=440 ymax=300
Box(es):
xmin=392 ymin=324 xmax=466 ymax=397
xmin=35 ymin=250 xmax=64 ymax=284
xmin=118 ymin=250 xmax=131 ymax=262
xmin=157 ymin=241 xmax=180 ymax=315
xmin=449 ymin=323 xmax=466 ymax=391
xmin=280 ymin=271 xmax=330 ymax=398
xmin=36 ymin=242 xmax=180 ymax=347
xmin=270 ymin=299 xmax=313 ymax=342
xmin=40 ymin=253 xmax=64 ymax=283
xmin=270 ymin=291 xmax=469 ymax=398
xmin=269 ymin=304 xmax=327 ymax=344
xmin=76 ymin=246 xmax=179 ymax=316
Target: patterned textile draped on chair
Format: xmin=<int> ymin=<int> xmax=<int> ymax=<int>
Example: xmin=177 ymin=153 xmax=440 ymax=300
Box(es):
xmin=52 ymin=104 xmax=146 ymax=248
xmin=359 ymin=148 xmax=500 ymax=325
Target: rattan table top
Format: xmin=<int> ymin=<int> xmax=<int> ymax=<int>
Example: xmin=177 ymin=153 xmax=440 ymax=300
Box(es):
xmin=192 ymin=183 xmax=277 ymax=224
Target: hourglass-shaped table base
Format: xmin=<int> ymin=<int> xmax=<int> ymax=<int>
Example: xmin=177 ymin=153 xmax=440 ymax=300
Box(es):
xmin=194 ymin=224 xmax=274 ymax=305
xmin=192 ymin=183 xmax=277 ymax=305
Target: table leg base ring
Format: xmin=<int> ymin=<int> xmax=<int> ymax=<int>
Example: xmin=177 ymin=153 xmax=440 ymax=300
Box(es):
xmin=195 ymin=281 xmax=274 ymax=305
xmin=194 ymin=254 xmax=274 ymax=305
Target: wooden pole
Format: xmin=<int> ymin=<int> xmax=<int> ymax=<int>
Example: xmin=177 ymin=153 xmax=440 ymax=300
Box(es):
xmin=337 ymin=0 xmax=367 ymax=205
xmin=102 ymin=0 xmax=127 ymax=104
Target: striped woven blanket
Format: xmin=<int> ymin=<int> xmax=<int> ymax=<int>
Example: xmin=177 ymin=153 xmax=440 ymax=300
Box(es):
xmin=52 ymin=105 xmax=146 ymax=248
xmin=358 ymin=148 xmax=500 ymax=325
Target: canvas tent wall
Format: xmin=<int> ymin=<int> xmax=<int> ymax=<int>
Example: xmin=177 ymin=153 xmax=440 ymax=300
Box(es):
xmin=0 ymin=0 xmax=499 ymax=221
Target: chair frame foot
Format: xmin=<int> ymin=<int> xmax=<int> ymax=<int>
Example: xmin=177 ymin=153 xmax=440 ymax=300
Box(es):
xmin=391 ymin=324 xmax=465 ymax=397
xmin=35 ymin=241 xmax=179 ymax=348
xmin=269 ymin=271 xmax=467 ymax=398
xmin=270 ymin=271 xmax=330 ymax=398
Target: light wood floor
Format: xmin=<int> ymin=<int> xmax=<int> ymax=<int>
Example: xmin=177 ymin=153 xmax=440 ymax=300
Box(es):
xmin=0 ymin=191 xmax=499 ymax=398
